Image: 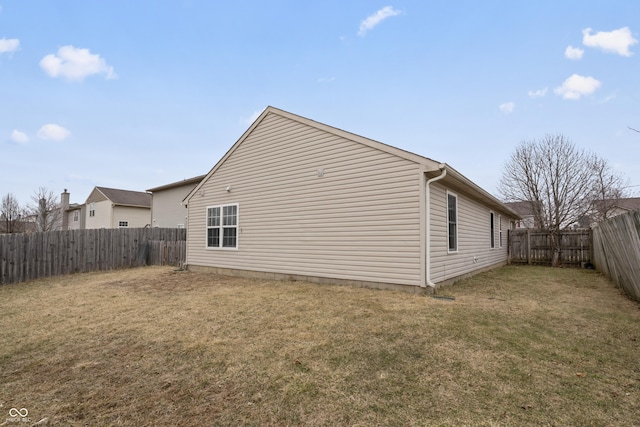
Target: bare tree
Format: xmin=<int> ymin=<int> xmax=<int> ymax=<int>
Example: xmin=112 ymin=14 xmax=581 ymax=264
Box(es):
xmin=588 ymin=157 xmax=630 ymax=223
xmin=1 ymin=193 xmax=24 ymax=233
xmin=499 ymin=134 xmax=625 ymax=266
xmin=28 ymin=187 xmax=61 ymax=232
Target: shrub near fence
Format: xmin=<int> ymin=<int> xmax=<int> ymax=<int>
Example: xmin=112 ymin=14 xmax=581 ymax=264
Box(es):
xmin=592 ymin=212 xmax=640 ymax=301
xmin=0 ymin=228 xmax=186 ymax=285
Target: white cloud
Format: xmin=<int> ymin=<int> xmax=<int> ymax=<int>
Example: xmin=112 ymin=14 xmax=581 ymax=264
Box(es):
xmin=39 ymin=45 xmax=117 ymax=81
xmin=0 ymin=37 xmax=20 ymax=54
xmin=37 ymin=124 xmax=71 ymax=141
xmin=582 ymin=27 xmax=638 ymax=57
xmin=11 ymin=130 xmax=29 ymax=144
xmin=554 ymin=74 xmax=601 ymax=100
xmin=528 ymin=88 xmax=548 ymax=98
xmin=358 ymin=6 xmax=402 ymax=37
xmin=564 ymin=45 xmax=584 ymax=60
xmin=499 ymin=102 xmax=515 ymax=114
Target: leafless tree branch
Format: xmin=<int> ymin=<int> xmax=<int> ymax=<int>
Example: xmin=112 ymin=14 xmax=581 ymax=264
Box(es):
xmin=28 ymin=187 xmax=61 ymax=232
xmin=499 ymin=134 xmax=628 ymax=266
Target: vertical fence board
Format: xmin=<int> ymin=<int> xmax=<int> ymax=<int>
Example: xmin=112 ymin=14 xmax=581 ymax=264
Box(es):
xmin=508 ymin=229 xmax=592 ymax=266
xmin=593 ymin=212 xmax=640 ymax=301
xmin=0 ymin=228 xmax=186 ymax=285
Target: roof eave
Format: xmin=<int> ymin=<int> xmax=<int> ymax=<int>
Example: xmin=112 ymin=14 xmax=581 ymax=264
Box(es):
xmin=437 ymin=163 xmax=521 ymax=218
xmin=147 ymin=174 xmax=207 ymax=193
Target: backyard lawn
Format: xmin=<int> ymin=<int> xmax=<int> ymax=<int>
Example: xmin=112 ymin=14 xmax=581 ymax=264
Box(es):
xmin=0 ymin=265 xmax=638 ymax=426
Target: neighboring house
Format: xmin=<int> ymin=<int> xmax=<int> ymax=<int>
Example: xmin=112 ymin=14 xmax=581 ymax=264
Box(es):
xmin=0 ymin=215 xmax=37 ymax=233
xmin=0 ymin=215 xmax=34 ymax=234
xmin=594 ymin=197 xmax=640 ymax=219
xmin=184 ymin=106 xmax=519 ymax=292
xmin=60 ymin=189 xmax=86 ymax=230
xmin=586 ymin=197 xmax=640 ymax=227
xmin=147 ymin=175 xmax=205 ymax=228
xmin=84 ymin=187 xmax=152 ymax=229
xmin=504 ymin=201 xmax=537 ymax=229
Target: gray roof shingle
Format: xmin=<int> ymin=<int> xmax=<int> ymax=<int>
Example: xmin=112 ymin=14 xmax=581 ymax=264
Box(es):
xmin=96 ymin=187 xmax=152 ymax=208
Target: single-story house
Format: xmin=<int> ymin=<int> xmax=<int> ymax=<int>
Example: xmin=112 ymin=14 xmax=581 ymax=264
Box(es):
xmin=184 ymin=106 xmax=519 ymax=292
xmin=84 ymin=186 xmax=152 ymax=229
xmin=147 ymin=175 xmax=206 ymax=228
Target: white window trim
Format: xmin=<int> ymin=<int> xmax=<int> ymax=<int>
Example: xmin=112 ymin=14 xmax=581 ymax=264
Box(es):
xmin=447 ymin=191 xmax=458 ymax=254
xmin=499 ymin=215 xmax=503 ymax=248
xmin=119 ymin=220 xmax=129 ymax=228
xmin=206 ymin=203 xmax=239 ymax=250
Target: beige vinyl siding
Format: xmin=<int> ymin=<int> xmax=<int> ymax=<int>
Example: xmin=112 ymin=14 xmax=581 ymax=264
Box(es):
xmin=112 ymin=206 xmax=151 ymax=228
xmin=85 ymin=200 xmax=112 ymax=229
xmin=150 ymin=184 xmax=194 ymax=228
xmin=66 ymin=210 xmax=81 ymax=230
xmin=429 ymin=182 xmax=510 ymax=283
xmin=187 ymin=112 xmax=423 ymax=286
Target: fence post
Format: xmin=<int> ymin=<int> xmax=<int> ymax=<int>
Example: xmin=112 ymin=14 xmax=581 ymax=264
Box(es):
xmin=0 ymin=227 xmax=186 ymax=285
xmin=526 ymin=229 xmax=531 ymax=265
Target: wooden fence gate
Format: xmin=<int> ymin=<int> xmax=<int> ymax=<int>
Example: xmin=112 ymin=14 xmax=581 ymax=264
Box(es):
xmin=508 ymin=229 xmax=592 ymax=266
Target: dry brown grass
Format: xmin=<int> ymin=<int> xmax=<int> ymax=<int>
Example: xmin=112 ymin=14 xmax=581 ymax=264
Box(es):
xmin=0 ymin=265 xmax=639 ymax=426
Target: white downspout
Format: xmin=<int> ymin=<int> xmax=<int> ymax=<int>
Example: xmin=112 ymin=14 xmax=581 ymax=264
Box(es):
xmin=425 ymin=165 xmax=447 ymax=288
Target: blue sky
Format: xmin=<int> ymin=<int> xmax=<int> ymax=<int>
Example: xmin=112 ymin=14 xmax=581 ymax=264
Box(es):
xmin=1 ymin=1 xmax=639 ymax=207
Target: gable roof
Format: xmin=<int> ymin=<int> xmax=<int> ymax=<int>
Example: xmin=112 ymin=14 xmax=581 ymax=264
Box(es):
xmin=95 ymin=187 xmax=152 ymax=208
xmin=186 ymin=106 xmax=519 ymax=217
xmin=504 ymin=201 xmax=538 ymax=217
xmin=608 ymin=197 xmax=640 ymax=212
xmin=65 ymin=203 xmax=85 ymax=212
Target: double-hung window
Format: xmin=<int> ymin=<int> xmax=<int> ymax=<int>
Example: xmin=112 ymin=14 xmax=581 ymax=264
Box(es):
xmin=207 ymin=204 xmax=238 ymax=249
xmin=490 ymin=212 xmax=495 ymax=249
xmin=499 ymin=215 xmax=503 ymax=248
xmin=447 ymin=192 xmax=458 ymax=253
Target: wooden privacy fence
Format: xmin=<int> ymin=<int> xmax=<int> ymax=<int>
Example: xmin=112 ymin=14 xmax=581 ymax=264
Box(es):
xmin=508 ymin=229 xmax=592 ymax=266
xmin=0 ymin=228 xmax=186 ymax=285
xmin=148 ymin=239 xmax=187 ymax=267
xmin=592 ymin=212 xmax=640 ymax=301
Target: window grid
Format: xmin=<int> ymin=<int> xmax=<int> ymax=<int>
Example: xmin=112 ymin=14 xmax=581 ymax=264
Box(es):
xmin=447 ymin=192 xmax=457 ymax=253
xmin=490 ymin=212 xmax=495 ymax=249
xmin=207 ymin=204 xmax=238 ymax=249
